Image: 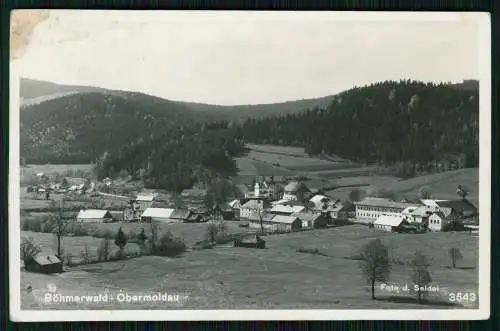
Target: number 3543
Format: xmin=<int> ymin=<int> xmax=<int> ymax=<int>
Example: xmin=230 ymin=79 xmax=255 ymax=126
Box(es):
xmin=448 ymin=292 xmax=477 ymax=302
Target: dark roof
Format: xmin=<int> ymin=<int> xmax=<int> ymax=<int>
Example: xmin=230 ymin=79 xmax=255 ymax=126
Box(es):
xmin=436 ymin=199 xmax=478 ymax=216
xmin=169 ymin=209 xmax=191 ymax=220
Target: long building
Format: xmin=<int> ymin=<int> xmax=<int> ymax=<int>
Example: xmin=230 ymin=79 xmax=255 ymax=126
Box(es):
xmin=354 ymin=197 xmax=420 ymax=224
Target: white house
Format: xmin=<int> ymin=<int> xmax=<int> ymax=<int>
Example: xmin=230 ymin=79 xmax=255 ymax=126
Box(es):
xmin=374 ymin=215 xmax=406 ymax=232
xmin=409 ymin=206 xmax=434 ymax=224
xmin=428 ymin=208 xmax=457 ymax=231
xmin=291 ymin=212 xmax=327 ymax=229
xmin=140 ymin=207 xmax=175 ymax=223
xmin=309 ymin=194 xmax=329 ymax=211
xmin=77 ymin=209 xmax=113 ymax=223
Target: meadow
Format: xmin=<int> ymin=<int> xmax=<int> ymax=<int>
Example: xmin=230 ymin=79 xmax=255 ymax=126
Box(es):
xmin=21 ymin=224 xmax=479 ymax=310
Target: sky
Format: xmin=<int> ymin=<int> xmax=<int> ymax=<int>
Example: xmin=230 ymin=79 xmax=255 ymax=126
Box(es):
xmin=14 ymin=11 xmax=484 ymax=105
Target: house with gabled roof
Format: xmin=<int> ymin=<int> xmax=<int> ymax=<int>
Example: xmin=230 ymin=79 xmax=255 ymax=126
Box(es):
xmin=24 ymin=254 xmax=62 ymax=274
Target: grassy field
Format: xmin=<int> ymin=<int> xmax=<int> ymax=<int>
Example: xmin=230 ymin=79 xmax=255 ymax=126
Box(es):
xmin=20 ymin=224 xmax=478 ymax=310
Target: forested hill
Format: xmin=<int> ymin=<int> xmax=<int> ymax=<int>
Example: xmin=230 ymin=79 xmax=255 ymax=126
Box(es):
xmin=94 ymin=121 xmax=246 ymax=192
xmin=235 ymin=80 xmax=479 ymax=174
xmin=20 ymin=91 xmax=219 ymax=164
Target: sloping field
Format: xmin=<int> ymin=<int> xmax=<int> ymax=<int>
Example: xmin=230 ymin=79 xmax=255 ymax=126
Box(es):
xmin=21 ymin=225 xmax=478 ymax=310
xmin=21 ymin=231 xmax=141 ymax=260
xmin=386 ymin=168 xmax=479 ymax=205
xmin=325 ymin=168 xmax=478 ymax=206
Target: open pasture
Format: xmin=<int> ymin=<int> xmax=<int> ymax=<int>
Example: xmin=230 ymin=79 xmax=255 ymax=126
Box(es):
xmin=21 ymin=225 xmax=478 ymax=309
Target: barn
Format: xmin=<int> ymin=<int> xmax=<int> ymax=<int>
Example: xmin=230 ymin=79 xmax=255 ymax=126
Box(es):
xmin=24 ymin=254 xmax=63 ymax=274
xmin=77 ymin=209 xmax=113 ymax=223
xmin=373 ymin=215 xmax=406 ymax=232
xmin=140 ymin=208 xmax=174 ymax=223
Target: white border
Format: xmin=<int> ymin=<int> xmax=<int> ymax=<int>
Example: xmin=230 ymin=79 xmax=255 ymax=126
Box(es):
xmin=9 ymin=10 xmax=491 ymax=321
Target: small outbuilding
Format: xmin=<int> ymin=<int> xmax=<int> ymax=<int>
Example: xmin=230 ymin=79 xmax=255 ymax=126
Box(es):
xmin=24 ymin=254 xmax=63 ymax=274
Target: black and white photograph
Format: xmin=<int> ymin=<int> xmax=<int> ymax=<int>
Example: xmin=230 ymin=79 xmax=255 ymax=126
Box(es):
xmin=9 ymin=10 xmax=490 ymax=321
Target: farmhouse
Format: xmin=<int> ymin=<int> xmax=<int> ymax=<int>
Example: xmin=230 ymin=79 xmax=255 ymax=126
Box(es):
xmin=282 ymin=181 xmax=311 ymax=202
xmin=408 ymin=206 xmax=434 ymax=225
xmin=140 ymin=207 xmax=174 ymax=223
xmin=77 ymin=209 xmax=113 ymax=223
xmin=374 ymin=215 xmax=407 ymax=232
xmin=24 ymin=254 xmax=62 ymax=274
xmin=354 ymin=197 xmax=419 ymax=224
xmin=270 ymin=204 xmax=306 ymax=216
xmin=428 ymin=209 xmax=456 ymax=232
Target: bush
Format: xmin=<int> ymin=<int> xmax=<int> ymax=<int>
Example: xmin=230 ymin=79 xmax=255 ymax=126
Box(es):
xmin=151 ymin=231 xmax=186 ymax=257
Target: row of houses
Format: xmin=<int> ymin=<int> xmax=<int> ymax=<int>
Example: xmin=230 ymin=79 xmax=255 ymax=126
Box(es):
xmin=76 ymin=207 xmax=207 ymax=224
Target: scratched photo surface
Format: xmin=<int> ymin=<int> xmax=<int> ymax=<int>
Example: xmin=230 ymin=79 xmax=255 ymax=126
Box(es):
xmin=9 ymin=10 xmax=490 ymax=320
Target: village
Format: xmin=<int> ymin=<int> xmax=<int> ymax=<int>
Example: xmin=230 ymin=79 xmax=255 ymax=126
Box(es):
xmin=21 ymin=169 xmax=479 ymax=275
